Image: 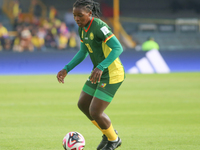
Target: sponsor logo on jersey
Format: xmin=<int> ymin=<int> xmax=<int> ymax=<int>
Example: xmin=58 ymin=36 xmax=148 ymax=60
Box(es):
xmin=90 ymin=32 xmax=94 ymax=40
xmin=100 ymin=26 xmax=110 ymax=35
xmin=85 ymin=37 xmax=88 ymax=40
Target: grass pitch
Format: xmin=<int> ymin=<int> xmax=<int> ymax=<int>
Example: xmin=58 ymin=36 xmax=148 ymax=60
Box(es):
xmin=0 ymin=73 xmax=200 ymax=150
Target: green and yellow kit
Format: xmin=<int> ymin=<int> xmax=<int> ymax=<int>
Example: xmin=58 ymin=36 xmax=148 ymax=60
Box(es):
xmin=64 ymin=17 xmax=125 ymax=101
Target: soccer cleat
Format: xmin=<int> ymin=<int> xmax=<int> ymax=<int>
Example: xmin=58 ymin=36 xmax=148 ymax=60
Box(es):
xmin=97 ymin=130 xmax=118 ymax=150
xmin=102 ymin=137 xmax=122 ymax=150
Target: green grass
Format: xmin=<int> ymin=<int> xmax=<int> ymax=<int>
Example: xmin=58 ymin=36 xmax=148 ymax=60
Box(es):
xmin=0 ymin=73 xmax=200 ymax=150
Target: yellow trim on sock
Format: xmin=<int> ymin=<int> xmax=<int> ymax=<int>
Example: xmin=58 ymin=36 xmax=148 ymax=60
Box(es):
xmin=102 ymin=124 xmax=118 ymax=141
xmin=91 ymin=120 xmax=102 ymax=131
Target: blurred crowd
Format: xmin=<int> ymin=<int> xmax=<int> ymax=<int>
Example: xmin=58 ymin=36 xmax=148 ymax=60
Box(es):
xmin=0 ymin=0 xmax=80 ymax=52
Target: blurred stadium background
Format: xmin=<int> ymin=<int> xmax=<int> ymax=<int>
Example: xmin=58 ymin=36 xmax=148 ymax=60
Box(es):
xmin=0 ymin=0 xmax=200 ymax=74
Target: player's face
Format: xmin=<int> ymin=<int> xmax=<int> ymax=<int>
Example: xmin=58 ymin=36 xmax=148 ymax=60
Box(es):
xmin=73 ymin=7 xmax=92 ymax=28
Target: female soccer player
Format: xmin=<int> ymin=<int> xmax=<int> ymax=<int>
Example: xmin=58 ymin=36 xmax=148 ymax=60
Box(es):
xmin=57 ymin=0 xmax=125 ymax=149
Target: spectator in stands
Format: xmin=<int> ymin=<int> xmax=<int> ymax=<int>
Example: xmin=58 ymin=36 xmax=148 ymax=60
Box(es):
xmin=31 ymin=34 xmax=45 ymax=51
xmin=0 ymin=23 xmax=9 ymax=50
xmin=37 ymin=26 xmax=46 ymax=39
xmin=42 ymin=18 xmax=54 ymax=34
xmin=48 ymin=18 xmax=61 ymax=37
xmin=50 ymin=24 xmax=58 ymax=37
xmin=13 ymin=27 xmax=34 ymax=52
xmin=4 ymin=38 xmax=12 ymax=51
xmin=13 ymin=33 xmax=21 ymax=52
xmin=31 ymin=28 xmax=45 ymax=51
xmin=57 ymin=32 xmax=68 ymax=50
xmin=0 ymin=23 xmax=8 ymax=39
xmin=49 ymin=6 xmax=57 ymax=21
xmin=142 ymin=36 xmax=159 ymax=51
xmin=12 ymin=0 xmax=21 ymax=29
xmin=58 ymin=22 xmax=70 ymax=37
xmin=44 ymin=31 xmax=56 ymax=48
xmin=68 ymin=31 xmax=80 ymax=49
xmin=56 ymin=22 xmax=71 ymax=50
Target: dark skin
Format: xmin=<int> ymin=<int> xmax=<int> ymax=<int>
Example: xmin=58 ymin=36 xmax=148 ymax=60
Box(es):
xmin=56 ymin=6 xmax=111 ymax=129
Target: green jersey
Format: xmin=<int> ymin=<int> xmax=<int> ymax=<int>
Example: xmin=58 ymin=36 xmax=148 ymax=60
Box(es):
xmin=78 ymin=17 xmax=125 ymax=84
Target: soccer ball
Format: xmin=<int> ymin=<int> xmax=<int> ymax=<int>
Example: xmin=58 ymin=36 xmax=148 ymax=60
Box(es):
xmin=62 ymin=131 xmax=85 ymax=150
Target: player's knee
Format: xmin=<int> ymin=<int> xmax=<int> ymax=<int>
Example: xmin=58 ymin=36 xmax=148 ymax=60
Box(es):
xmin=89 ymin=108 xmax=101 ymax=120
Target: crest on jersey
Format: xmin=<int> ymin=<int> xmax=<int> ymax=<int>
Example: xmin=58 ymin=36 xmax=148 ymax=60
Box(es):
xmin=100 ymin=83 xmax=107 ymax=88
xmin=90 ymin=32 xmax=94 ymax=40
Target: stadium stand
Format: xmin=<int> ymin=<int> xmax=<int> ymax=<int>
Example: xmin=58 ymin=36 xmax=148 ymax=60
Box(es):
xmin=0 ymin=0 xmax=200 ymax=51
xmin=132 ymin=32 xmax=200 ymax=50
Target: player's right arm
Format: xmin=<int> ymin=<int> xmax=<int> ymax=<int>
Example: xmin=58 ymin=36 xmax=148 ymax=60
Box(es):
xmin=63 ymin=40 xmax=88 ymax=73
xmin=57 ymin=41 xmax=88 ymax=83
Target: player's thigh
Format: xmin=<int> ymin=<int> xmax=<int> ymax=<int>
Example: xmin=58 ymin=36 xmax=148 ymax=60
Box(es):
xmin=89 ymin=96 xmax=110 ymax=117
xmin=82 ymin=79 xmax=98 ymax=97
xmin=78 ymin=90 xmax=93 ymax=109
xmin=89 ymin=81 xmax=123 ymax=116
xmin=79 ymin=79 xmax=97 ymax=108
xmin=78 ymin=80 xmax=97 ymax=113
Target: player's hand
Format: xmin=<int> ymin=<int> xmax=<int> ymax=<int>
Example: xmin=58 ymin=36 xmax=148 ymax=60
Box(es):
xmin=57 ymin=69 xmax=67 ymax=84
xmin=90 ymin=68 xmax=103 ymax=84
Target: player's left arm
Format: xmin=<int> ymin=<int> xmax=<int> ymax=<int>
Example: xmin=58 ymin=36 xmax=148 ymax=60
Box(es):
xmin=90 ymin=35 xmax=123 ymax=84
xmin=96 ymin=36 xmax=123 ymax=71
xmin=90 ymin=25 xmax=123 ymax=84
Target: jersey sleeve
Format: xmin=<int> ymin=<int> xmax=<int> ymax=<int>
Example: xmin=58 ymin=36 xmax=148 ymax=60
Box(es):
xmin=96 ymin=36 xmax=123 ymax=71
xmin=95 ymin=23 xmax=114 ymax=43
xmin=63 ymin=42 xmax=88 ymax=73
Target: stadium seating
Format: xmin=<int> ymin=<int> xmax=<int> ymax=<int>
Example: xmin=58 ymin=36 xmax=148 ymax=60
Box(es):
xmin=132 ymin=32 xmax=200 ymax=50
xmin=1 ymin=0 xmax=200 ymax=51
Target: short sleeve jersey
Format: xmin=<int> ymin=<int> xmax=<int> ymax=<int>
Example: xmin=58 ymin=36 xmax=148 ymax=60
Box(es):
xmin=78 ymin=17 xmax=125 ymax=84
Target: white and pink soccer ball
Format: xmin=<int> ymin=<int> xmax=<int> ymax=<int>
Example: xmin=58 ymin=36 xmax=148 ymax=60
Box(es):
xmin=63 ymin=131 xmax=85 ymax=150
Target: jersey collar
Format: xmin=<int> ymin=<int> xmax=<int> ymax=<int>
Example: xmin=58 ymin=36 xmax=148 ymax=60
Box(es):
xmin=83 ymin=17 xmax=94 ymax=32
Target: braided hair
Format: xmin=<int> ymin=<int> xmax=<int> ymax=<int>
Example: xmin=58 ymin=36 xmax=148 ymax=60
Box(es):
xmin=73 ymin=0 xmax=101 ymax=18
